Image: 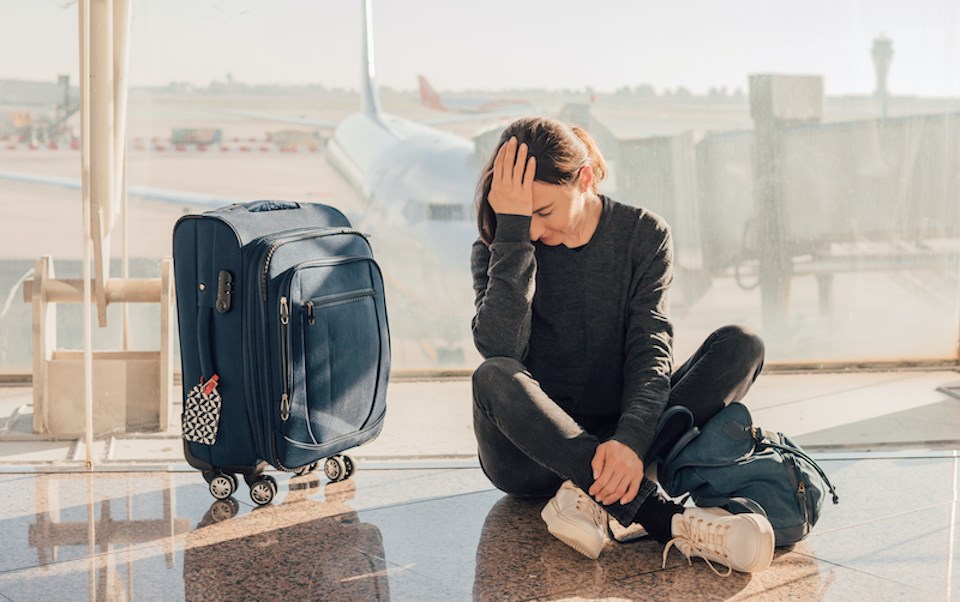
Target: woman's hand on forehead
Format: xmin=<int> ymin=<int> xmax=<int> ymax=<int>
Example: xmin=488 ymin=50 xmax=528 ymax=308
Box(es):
xmin=488 ymin=136 xmax=536 ymax=217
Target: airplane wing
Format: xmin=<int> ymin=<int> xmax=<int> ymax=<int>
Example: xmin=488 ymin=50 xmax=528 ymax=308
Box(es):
xmin=0 ymin=171 xmax=239 ymax=209
xmin=419 ymin=109 xmax=524 ymax=127
xmin=222 ymin=107 xmax=510 ymax=130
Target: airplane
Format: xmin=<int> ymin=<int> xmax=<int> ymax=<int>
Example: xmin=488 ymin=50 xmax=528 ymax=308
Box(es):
xmin=1 ymin=0 xmax=519 ymax=366
xmin=418 ymin=74 xmax=535 ymax=116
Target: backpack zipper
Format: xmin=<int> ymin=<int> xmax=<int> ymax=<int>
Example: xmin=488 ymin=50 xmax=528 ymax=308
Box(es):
xmin=762 ymin=440 xmax=839 ymax=504
xmin=785 ymin=452 xmax=812 ymax=536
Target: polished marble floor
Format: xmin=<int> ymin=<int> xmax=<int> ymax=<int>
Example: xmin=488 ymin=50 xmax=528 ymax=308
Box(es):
xmin=0 ymin=452 xmax=957 ymax=601
xmin=1 ymin=371 xmax=959 ymax=600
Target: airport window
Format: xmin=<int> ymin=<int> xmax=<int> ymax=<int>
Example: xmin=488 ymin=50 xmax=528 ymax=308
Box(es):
xmin=1 ymin=1 xmax=958 ymax=376
xmin=427 ymin=203 xmax=469 ymax=222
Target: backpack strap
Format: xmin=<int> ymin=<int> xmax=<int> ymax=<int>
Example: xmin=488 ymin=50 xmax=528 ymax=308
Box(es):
xmin=755 ymin=439 xmax=840 ymax=504
xmin=656 ymin=425 xmax=702 ymax=483
xmin=644 ymin=406 xmax=696 ymax=465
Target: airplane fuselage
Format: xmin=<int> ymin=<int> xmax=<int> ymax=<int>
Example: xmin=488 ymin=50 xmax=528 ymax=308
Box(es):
xmin=325 ymin=111 xmax=482 ymax=347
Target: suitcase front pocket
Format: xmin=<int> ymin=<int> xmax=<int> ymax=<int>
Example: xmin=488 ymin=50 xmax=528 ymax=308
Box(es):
xmin=280 ymin=269 xmax=385 ymax=449
xmin=297 ymin=289 xmax=380 ymax=445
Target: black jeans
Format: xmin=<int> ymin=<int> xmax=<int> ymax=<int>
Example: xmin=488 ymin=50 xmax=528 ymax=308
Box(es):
xmin=472 ymin=324 xmax=765 ymax=531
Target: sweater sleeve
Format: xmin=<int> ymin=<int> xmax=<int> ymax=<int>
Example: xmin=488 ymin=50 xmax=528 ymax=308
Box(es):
xmin=470 ymin=215 xmax=536 ymax=360
xmin=611 ymin=225 xmax=674 ymax=460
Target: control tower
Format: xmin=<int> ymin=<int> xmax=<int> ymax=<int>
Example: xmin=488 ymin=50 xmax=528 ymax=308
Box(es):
xmin=872 ymin=36 xmax=894 ymax=118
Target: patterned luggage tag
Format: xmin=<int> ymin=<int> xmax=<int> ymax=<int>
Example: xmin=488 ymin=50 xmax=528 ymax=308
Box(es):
xmin=182 ymin=375 xmax=222 ymax=445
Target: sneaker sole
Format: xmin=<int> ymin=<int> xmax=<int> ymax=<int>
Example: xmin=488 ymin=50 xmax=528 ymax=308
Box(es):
xmin=743 ymin=514 xmax=776 ymax=573
xmin=727 ymin=513 xmax=776 ymax=573
xmin=540 ymin=500 xmax=604 ymax=560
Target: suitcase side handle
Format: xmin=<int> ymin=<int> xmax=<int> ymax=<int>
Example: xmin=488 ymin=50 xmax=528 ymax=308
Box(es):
xmin=244 ymin=200 xmax=301 ymax=212
xmin=197 ymin=306 xmax=216 ymax=381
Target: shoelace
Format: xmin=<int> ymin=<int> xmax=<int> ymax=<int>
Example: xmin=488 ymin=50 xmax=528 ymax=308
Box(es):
xmin=661 ymin=516 xmax=733 ymax=577
xmin=574 ymin=491 xmax=606 ymax=529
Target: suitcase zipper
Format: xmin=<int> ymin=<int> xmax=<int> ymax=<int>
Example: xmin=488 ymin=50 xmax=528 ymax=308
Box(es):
xmin=260 ymin=228 xmax=367 ymax=301
xmin=279 ymin=296 xmax=291 ymax=421
xmin=304 ymin=288 xmax=376 ymax=325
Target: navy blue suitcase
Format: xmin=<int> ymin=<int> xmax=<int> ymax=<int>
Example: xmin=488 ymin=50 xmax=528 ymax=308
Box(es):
xmin=173 ymin=200 xmax=390 ymax=505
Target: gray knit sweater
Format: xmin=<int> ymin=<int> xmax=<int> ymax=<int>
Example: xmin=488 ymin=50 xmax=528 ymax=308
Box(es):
xmin=470 ymin=196 xmax=674 ymax=459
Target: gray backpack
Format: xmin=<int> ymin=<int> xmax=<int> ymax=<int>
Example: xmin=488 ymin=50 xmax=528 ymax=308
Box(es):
xmin=657 ymin=402 xmax=839 ymax=547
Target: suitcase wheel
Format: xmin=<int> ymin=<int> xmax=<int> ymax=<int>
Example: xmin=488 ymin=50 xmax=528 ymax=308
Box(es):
xmin=323 ymin=455 xmax=355 ymax=482
xmin=209 ymin=473 xmax=237 ymax=500
xmin=293 ymin=461 xmax=319 ymax=477
xmin=249 ymin=475 xmax=278 ymax=506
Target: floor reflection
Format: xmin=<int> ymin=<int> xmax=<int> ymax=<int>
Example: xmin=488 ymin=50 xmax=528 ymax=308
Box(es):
xmin=183 ymin=477 xmax=390 ymax=602
xmin=0 ymin=458 xmax=954 ymax=601
xmin=25 ymin=473 xmax=190 ymax=602
xmin=29 ymin=473 xmax=187 ymax=566
xmin=472 ymin=495 xmax=792 ymax=601
xmin=472 ymin=495 xmax=659 ymax=601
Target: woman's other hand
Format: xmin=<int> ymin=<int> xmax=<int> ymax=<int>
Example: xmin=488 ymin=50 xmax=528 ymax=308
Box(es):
xmin=589 ymin=440 xmax=645 ymax=506
xmin=488 ymin=136 xmax=536 ymax=216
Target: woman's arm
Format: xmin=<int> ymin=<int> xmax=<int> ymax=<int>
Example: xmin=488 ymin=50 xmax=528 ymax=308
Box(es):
xmin=611 ymin=224 xmax=675 ymax=461
xmin=470 ymin=137 xmax=538 ymax=360
xmin=470 ymin=218 xmax=536 ymax=360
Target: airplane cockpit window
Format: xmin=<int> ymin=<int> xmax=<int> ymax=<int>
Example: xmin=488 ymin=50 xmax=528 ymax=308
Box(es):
xmin=1 ymin=1 xmax=958 ymax=376
xmin=428 ymin=203 xmax=470 ymax=222
xmin=402 ymin=200 xmax=470 ymax=224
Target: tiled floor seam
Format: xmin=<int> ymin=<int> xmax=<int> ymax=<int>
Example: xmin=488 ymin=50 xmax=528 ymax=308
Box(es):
xmin=0 ymin=590 xmax=14 ymax=602
xmin=788 ymin=549 xmax=947 ymax=597
xmin=339 ymin=547 xmax=463 ymax=600
xmin=0 ymin=536 xmax=186 ymax=579
xmin=350 ymin=547 xmax=444 ymax=584
xmin=805 ymin=499 xmax=958 ymax=536
xmin=354 ymin=486 xmax=499 ymax=515
xmin=0 ymin=475 xmax=36 ymax=485
xmin=754 ymin=372 xmax=948 ymax=412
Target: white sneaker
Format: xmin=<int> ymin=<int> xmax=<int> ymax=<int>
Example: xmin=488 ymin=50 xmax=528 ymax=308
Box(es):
xmin=540 ymin=480 xmax=608 ymax=559
xmin=662 ymin=507 xmax=775 ymax=576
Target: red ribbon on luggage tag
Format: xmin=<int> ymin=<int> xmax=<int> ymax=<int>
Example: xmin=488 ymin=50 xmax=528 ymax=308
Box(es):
xmin=202 ymin=374 xmax=220 ymax=396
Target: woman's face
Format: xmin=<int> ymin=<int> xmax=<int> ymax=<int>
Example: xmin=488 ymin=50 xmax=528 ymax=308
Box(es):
xmin=529 ymin=168 xmax=592 ymax=247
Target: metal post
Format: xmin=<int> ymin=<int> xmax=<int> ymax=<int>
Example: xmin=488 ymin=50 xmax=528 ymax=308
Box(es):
xmin=114 ymin=0 xmax=131 ymax=350
xmin=750 ymin=75 xmax=791 ymax=337
xmin=79 ymin=0 xmax=94 ymax=469
xmin=90 ymin=0 xmax=114 ymax=328
xmin=749 ymin=74 xmax=824 ymax=341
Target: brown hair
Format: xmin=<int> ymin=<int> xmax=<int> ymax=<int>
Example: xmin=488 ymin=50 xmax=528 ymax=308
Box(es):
xmin=475 ymin=117 xmax=608 ymax=245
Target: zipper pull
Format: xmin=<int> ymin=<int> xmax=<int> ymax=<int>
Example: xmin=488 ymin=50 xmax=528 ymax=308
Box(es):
xmin=280 ymin=296 xmax=289 ymax=324
xmin=797 ymin=480 xmax=806 ymax=494
xmin=280 ymin=393 xmax=290 ymax=421
xmin=305 ymin=301 xmax=315 ymax=325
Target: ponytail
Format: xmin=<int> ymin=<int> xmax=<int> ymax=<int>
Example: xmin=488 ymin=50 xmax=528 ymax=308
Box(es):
xmin=571 ymin=126 xmax=608 ymax=191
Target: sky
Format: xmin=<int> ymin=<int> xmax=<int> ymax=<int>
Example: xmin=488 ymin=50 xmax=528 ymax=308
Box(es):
xmin=0 ymin=0 xmax=958 ymax=97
